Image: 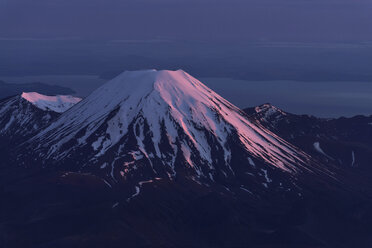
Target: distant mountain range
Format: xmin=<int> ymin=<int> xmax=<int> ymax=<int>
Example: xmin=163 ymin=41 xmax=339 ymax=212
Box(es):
xmin=0 ymin=80 xmax=75 ymax=99
xmin=0 ymin=70 xmax=372 ymax=248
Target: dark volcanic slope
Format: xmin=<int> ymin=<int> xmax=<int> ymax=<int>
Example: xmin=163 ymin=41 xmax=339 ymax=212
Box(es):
xmin=1 ymin=71 xmax=372 ymax=248
xmin=245 ymin=103 xmax=372 ymax=170
xmin=0 ymin=95 xmax=58 ymax=152
xmin=0 ymin=93 xmax=81 ymax=161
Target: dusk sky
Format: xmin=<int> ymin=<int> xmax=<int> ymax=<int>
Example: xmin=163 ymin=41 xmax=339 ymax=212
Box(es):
xmin=1 ymin=0 xmax=372 ymax=42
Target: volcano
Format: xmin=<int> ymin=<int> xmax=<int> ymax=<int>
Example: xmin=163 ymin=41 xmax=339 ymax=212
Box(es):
xmin=20 ymin=70 xmax=328 ymax=196
xmin=4 ymin=70 xmax=371 ymax=248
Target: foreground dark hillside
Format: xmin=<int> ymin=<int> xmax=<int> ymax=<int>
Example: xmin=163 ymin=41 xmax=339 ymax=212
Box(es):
xmin=1 ymin=163 xmax=372 ymax=248
xmin=1 ymin=71 xmax=372 ymax=248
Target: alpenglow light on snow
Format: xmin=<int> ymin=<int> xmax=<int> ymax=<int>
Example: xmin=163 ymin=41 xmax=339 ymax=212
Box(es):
xmin=29 ymin=70 xmax=316 ymax=184
xmin=21 ymin=92 xmax=81 ymax=113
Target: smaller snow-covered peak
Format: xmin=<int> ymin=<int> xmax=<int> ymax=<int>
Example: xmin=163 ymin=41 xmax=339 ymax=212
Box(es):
xmin=255 ymin=103 xmax=286 ymax=115
xmin=96 ymin=69 xmax=190 ymax=96
xmin=21 ymin=92 xmax=81 ymax=113
xmin=254 ymin=103 xmax=287 ymax=120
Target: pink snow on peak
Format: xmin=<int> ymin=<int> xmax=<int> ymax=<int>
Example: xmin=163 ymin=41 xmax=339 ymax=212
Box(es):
xmin=36 ymin=69 xmax=311 ymax=174
xmin=21 ymin=92 xmax=81 ymax=113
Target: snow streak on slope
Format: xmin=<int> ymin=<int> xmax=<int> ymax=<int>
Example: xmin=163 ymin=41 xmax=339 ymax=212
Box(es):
xmin=21 ymin=92 xmax=81 ymax=113
xmin=33 ymin=70 xmax=311 ymax=177
xmin=313 ymin=142 xmax=334 ymax=161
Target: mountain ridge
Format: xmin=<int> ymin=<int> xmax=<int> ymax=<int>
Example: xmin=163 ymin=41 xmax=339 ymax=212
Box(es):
xmin=0 ymin=92 xmax=81 ymax=164
xmin=17 ymin=70 xmax=332 ymax=199
xmin=245 ymin=103 xmax=372 ymax=168
xmin=21 ymin=92 xmax=81 ymax=113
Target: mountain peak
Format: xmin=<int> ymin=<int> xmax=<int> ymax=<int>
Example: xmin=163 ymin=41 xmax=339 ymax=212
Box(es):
xmin=255 ymin=103 xmax=287 ymax=116
xmin=249 ymin=103 xmax=288 ymax=124
xmin=21 ymin=92 xmax=81 ymax=113
xmin=30 ymin=69 xmax=316 ymax=186
xmin=96 ymin=69 xmax=201 ymax=101
xmin=0 ymin=94 xmax=60 ymax=140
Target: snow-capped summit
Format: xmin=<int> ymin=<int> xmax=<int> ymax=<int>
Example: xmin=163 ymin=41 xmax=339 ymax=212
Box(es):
xmin=21 ymin=92 xmax=81 ymax=113
xmin=26 ymin=70 xmax=320 ymax=193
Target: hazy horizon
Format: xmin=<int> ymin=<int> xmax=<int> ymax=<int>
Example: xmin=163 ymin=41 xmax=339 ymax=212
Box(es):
xmin=1 ymin=0 xmax=371 ymax=117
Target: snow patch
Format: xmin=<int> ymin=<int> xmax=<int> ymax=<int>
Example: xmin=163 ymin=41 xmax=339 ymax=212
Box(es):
xmin=313 ymin=142 xmax=334 ymax=160
xmin=103 ymin=179 xmax=112 ymax=188
xmin=127 ymin=186 xmax=140 ymax=202
xmin=248 ymin=157 xmax=256 ymax=167
xmin=240 ymin=186 xmax=253 ymax=194
xmin=261 ymin=169 xmax=272 ymax=183
xmin=126 ymin=178 xmax=162 ymax=202
xmin=351 ymin=151 xmax=355 ymax=167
